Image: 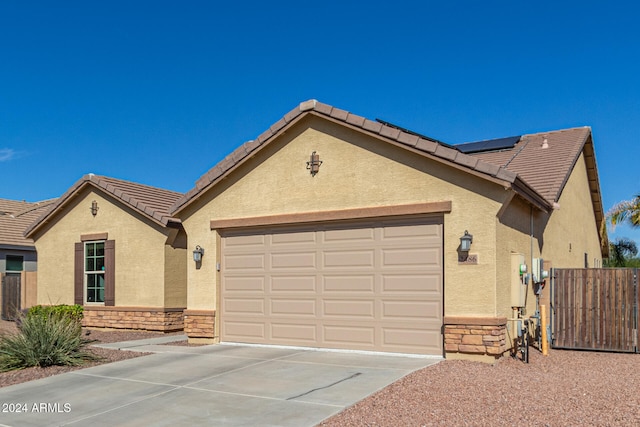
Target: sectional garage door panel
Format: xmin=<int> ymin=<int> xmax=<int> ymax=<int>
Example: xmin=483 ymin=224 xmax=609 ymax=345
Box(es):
xmin=220 ymin=217 xmax=443 ymax=355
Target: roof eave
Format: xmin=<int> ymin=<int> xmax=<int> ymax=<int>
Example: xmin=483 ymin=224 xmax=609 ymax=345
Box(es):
xmin=582 ymin=132 xmax=608 ymax=257
xmin=0 ymin=243 xmax=35 ymax=251
xmin=511 ymin=177 xmax=552 ymax=213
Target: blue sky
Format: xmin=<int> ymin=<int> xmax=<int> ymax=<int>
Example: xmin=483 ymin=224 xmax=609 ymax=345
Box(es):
xmin=2 ymin=1 xmax=639 ymax=246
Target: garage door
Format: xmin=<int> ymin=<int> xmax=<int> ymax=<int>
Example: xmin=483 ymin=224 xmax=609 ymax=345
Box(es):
xmin=220 ymin=216 xmax=443 ymax=355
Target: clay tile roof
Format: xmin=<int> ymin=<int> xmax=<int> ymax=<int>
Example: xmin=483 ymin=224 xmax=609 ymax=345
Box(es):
xmin=0 ymin=199 xmax=57 ymax=248
xmin=25 ymin=174 xmax=183 ymax=238
xmin=464 ymin=126 xmax=606 ymax=254
xmin=170 ymin=100 xmax=551 ymax=215
xmin=467 ymin=127 xmax=592 ymax=204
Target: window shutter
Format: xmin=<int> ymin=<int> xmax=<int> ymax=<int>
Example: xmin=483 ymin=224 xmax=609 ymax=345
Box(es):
xmin=74 ymin=243 xmax=84 ymax=305
xmin=104 ymin=240 xmax=115 ymax=306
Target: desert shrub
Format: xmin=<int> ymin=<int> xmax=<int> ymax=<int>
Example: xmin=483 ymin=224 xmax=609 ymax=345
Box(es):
xmin=26 ymin=304 xmax=84 ymax=323
xmin=0 ymin=311 xmax=98 ymax=372
xmin=15 ymin=304 xmax=83 ymax=330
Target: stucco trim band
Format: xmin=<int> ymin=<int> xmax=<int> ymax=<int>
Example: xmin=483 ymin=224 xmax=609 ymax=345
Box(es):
xmin=84 ymin=306 xmax=185 ymax=312
xmin=444 ymin=316 xmax=508 ymax=327
xmin=210 ymin=201 xmax=452 ymax=230
xmin=81 ymin=232 xmax=108 ymax=241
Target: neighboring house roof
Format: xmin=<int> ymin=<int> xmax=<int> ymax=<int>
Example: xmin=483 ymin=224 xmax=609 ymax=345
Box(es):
xmin=170 ymin=99 xmax=554 ymax=216
xmin=0 ymin=199 xmax=57 ymax=249
xmin=24 ymin=174 xmax=183 ymax=238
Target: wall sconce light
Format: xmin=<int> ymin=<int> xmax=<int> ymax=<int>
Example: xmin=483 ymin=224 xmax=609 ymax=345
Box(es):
xmin=459 ymin=230 xmax=473 ymax=252
xmin=193 ymin=245 xmax=204 ymax=263
xmin=306 ymin=151 xmax=322 ymax=176
xmin=90 ymin=200 xmax=99 ymax=217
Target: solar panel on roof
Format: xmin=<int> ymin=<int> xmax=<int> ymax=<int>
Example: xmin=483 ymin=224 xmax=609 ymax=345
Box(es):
xmin=455 ymin=135 xmax=521 ymax=154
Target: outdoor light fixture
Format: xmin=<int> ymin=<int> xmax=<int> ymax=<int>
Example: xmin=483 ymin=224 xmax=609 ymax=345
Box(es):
xmin=306 ymin=151 xmax=322 ymax=176
xmin=193 ymin=245 xmax=204 ymax=263
xmin=459 ymin=230 xmax=473 ymax=252
xmin=90 ymin=200 xmax=99 ymax=216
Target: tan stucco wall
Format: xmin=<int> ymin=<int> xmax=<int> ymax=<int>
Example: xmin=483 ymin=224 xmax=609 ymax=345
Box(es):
xmin=180 ymin=115 xmax=511 ymax=318
xmin=541 ymin=153 xmax=603 ymax=268
xmin=22 ymin=271 xmax=38 ymax=309
xmin=495 ymin=152 xmax=604 ymax=341
xmin=164 ymin=229 xmax=187 ymax=307
xmin=32 ymin=188 xmax=185 ymax=308
xmin=496 ymin=196 xmax=542 ymax=318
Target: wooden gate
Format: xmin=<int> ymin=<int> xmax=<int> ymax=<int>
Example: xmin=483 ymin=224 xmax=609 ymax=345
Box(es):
xmin=551 ymin=268 xmax=638 ymax=353
xmin=1 ymin=274 xmax=21 ymax=321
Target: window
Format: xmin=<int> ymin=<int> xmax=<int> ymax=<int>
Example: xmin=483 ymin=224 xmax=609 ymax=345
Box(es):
xmin=75 ymin=239 xmax=114 ymax=306
xmin=6 ymin=255 xmax=23 ymax=272
xmin=85 ymin=241 xmax=105 ymax=303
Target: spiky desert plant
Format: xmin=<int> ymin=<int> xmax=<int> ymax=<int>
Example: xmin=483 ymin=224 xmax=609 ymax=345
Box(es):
xmin=0 ymin=312 xmax=98 ymax=372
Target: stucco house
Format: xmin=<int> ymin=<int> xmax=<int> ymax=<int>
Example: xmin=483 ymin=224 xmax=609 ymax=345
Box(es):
xmin=0 ymin=198 xmax=55 ymax=318
xmin=171 ymin=100 xmax=606 ymax=361
xmin=20 ymin=100 xmax=606 ymax=361
xmin=24 ymin=174 xmax=187 ymax=331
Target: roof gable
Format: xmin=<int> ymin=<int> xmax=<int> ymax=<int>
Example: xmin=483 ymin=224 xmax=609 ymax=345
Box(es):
xmin=24 ymin=175 xmax=183 ymax=238
xmin=462 ymin=127 xmax=606 ymax=255
xmin=466 ymin=127 xmax=592 ymax=204
xmin=170 ymin=100 xmax=551 ymax=216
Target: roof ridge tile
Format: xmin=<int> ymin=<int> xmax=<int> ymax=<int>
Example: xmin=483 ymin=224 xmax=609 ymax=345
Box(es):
xmin=259 ymin=127 xmax=275 ymax=143
xmin=379 ymin=126 xmax=401 ymax=140
xmin=329 ymin=107 xmax=349 ymax=121
xmin=345 ymin=113 xmax=366 ymax=127
xmin=299 ymin=99 xmax=317 ymax=111
xmin=475 ymin=161 xmax=501 ymax=176
xmin=283 ymin=108 xmax=301 ymax=123
xmin=434 ymin=145 xmax=458 ymax=161
xmin=362 ymin=119 xmax=383 ymax=134
xmin=415 ymin=138 xmax=438 ymax=153
xmin=314 ymin=102 xmax=333 ymax=115
xmin=397 ymin=132 xmax=420 ymax=147
xmin=270 ymin=117 xmax=287 ymax=134
xmin=244 ymin=140 xmax=260 ymax=154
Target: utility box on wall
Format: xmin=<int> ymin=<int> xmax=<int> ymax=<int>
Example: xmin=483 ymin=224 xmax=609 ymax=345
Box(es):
xmin=510 ymin=253 xmax=527 ymax=308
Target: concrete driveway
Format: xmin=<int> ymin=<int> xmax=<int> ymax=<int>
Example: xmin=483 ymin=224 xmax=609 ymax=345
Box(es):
xmin=0 ymin=337 xmax=441 ymax=427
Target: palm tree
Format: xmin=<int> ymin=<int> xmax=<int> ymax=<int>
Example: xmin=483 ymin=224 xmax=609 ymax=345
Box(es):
xmin=608 ymin=194 xmax=640 ymax=229
xmin=607 ymin=237 xmax=638 ymax=267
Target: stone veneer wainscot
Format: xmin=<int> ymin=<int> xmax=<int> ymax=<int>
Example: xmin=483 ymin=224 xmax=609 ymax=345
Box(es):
xmin=83 ymin=306 xmax=185 ymax=332
xmin=444 ymin=316 xmax=508 ymax=358
xmin=183 ymin=309 xmax=215 ymax=341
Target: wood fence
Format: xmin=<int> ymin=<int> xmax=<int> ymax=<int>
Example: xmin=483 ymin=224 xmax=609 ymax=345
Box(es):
xmin=551 ymin=268 xmax=638 ymax=353
xmin=1 ymin=274 xmax=21 ymax=321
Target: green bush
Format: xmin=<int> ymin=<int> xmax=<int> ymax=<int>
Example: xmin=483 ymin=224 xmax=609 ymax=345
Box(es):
xmin=26 ymin=304 xmax=84 ymax=323
xmin=0 ymin=311 xmax=98 ymax=372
